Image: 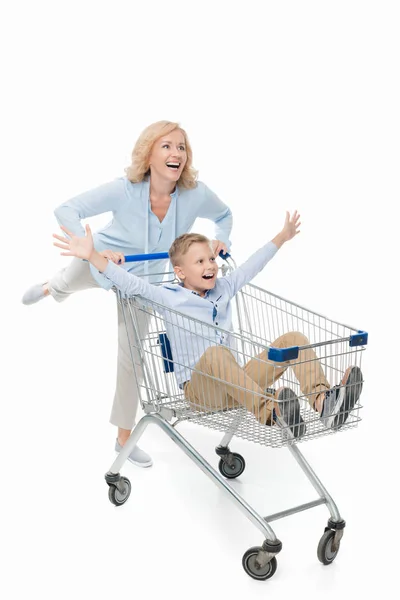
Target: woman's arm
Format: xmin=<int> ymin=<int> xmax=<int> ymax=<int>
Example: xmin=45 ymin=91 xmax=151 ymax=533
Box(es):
xmin=53 ymin=178 xmax=128 ymax=237
xmin=197 ymin=184 xmax=233 ymax=250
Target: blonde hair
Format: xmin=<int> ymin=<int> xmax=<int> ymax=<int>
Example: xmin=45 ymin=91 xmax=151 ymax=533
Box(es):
xmin=169 ymin=233 xmax=210 ymax=267
xmin=125 ymin=120 xmax=198 ymax=189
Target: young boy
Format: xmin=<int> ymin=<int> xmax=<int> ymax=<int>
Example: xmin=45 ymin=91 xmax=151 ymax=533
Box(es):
xmin=53 ymin=212 xmax=363 ymax=439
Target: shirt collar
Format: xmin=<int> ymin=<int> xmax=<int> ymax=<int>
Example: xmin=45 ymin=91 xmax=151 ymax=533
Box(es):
xmin=170 ymin=186 xmax=179 ymax=199
xmin=163 ymin=281 xmax=212 ymax=298
xmin=190 ymin=288 xmax=211 ymax=298
xmin=163 ymin=281 xmax=217 ymax=300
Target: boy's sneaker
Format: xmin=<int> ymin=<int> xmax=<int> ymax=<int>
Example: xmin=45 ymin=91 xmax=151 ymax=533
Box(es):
xmin=320 ymin=366 xmax=363 ymax=430
xmin=22 ymin=283 xmax=48 ymax=305
xmin=115 ymin=439 xmax=153 ymax=468
xmin=274 ymin=387 xmax=307 ymax=439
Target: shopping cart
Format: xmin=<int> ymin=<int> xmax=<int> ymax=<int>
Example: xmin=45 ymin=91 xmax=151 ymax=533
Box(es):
xmin=104 ymin=252 xmax=367 ymax=581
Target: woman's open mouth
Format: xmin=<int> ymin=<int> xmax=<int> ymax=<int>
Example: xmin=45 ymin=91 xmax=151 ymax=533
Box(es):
xmin=166 ymin=162 xmax=181 ymax=171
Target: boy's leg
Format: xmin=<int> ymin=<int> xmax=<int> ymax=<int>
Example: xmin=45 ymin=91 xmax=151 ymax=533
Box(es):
xmin=244 ymin=333 xmax=314 ymax=437
xmin=245 ymin=332 xmax=330 ymax=408
xmin=185 ymin=345 xmax=306 ymax=438
xmin=184 ymin=345 xmax=274 ymax=424
xmin=264 ymin=334 xmax=363 ymax=430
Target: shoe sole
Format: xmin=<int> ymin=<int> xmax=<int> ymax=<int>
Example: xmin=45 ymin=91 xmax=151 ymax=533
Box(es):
xmin=275 ymin=387 xmax=307 ymax=439
xmin=333 ymin=366 xmax=363 ymax=429
xmin=126 ymin=456 xmax=153 ymax=468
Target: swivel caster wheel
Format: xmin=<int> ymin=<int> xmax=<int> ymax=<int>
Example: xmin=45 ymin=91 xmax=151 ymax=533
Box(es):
xmin=242 ymin=547 xmax=277 ymax=581
xmin=218 ymin=452 xmax=245 ymax=479
xmin=317 ymin=529 xmax=341 ymax=565
xmin=108 ymin=476 xmax=131 ymax=506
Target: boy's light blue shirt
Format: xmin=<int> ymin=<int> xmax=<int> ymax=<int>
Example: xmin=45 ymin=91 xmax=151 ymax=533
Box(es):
xmin=102 ymin=241 xmax=278 ymax=386
xmin=54 ymin=177 xmax=233 ymax=289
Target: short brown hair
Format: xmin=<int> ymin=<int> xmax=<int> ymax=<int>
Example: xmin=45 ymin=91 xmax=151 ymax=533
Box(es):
xmin=169 ymin=233 xmax=210 ymax=266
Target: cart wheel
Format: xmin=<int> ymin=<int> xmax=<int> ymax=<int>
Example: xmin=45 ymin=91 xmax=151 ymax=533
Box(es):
xmin=317 ymin=529 xmax=340 ymax=565
xmin=242 ymin=547 xmax=277 ymax=581
xmin=218 ymin=453 xmax=245 ymax=479
xmin=108 ymin=477 xmax=131 ymax=506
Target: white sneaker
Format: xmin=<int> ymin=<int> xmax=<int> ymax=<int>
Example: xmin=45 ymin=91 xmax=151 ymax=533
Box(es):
xmin=22 ymin=283 xmax=48 ymax=305
xmin=320 ymin=366 xmax=363 ymax=430
xmin=115 ymin=439 xmax=153 ymax=468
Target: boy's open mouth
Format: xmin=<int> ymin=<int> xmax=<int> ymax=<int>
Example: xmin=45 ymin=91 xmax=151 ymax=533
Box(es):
xmin=202 ymin=274 xmax=215 ymax=280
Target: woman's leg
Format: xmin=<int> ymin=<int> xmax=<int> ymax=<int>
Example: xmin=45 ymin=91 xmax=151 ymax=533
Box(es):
xmin=22 ymin=258 xmax=100 ymax=304
xmin=24 ymin=260 xmax=156 ymax=461
xmin=109 ymin=298 xmax=153 ymax=466
xmin=47 ymin=258 xmax=100 ymax=301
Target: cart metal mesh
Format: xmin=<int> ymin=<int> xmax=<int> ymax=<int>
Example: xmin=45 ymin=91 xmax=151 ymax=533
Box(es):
xmin=117 ymin=265 xmax=365 ymax=448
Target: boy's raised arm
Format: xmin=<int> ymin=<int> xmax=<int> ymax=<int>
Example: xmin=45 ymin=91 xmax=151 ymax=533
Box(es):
xmin=270 ymin=210 xmax=301 ymax=249
xmin=53 ymin=225 xmax=167 ymax=305
xmin=223 ymin=211 xmax=301 ymax=298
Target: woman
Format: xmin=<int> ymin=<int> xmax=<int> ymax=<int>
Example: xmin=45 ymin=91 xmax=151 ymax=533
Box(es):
xmin=22 ymin=120 xmax=233 ymax=467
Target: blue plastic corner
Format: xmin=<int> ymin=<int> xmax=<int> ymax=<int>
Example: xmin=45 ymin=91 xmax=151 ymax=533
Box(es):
xmin=268 ymin=346 xmax=299 ymax=362
xmin=349 ymin=330 xmax=368 ymax=347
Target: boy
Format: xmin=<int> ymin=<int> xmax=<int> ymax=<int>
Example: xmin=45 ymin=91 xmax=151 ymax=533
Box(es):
xmin=53 ymin=212 xmax=363 ymax=439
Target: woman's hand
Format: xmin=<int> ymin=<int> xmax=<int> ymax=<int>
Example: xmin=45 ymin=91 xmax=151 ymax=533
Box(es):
xmin=53 ymin=224 xmax=94 ymax=260
xmin=212 ymin=239 xmax=229 ymax=257
xmin=99 ymin=250 xmax=125 ymax=265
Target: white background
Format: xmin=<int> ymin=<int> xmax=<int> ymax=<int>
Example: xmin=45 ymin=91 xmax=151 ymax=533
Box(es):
xmin=1 ymin=1 xmax=399 ymax=598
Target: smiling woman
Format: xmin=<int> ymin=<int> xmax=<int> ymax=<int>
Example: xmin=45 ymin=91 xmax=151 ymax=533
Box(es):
xmin=21 ymin=119 xmax=233 ymax=469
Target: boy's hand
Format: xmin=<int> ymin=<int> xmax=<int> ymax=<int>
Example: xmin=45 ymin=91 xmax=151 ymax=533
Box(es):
xmin=271 ymin=211 xmax=301 ymax=249
xmin=212 ymin=239 xmax=229 ymax=257
xmin=281 ymin=210 xmax=301 ymax=242
xmin=53 ymin=224 xmax=94 ymax=260
xmin=99 ymin=250 xmax=125 ymax=265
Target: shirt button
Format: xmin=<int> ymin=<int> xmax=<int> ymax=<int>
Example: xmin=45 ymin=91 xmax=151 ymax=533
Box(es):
xmin=215 ymin=322 xmax=218 ymax=325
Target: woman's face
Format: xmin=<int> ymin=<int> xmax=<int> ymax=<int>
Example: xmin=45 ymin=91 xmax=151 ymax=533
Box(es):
xmin=148 ymin=128 xmax=187 ymax=183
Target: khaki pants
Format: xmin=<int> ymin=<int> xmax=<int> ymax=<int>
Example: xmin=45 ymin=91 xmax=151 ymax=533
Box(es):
xmin=48 ymin=258 xmax=151 ymax=430
xmin=184 ymin=332 xmax=330 ymax=424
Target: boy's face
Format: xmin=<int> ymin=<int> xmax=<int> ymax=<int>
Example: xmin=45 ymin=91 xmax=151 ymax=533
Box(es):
xmin=174 ymin=242 xmax=218 ymax=296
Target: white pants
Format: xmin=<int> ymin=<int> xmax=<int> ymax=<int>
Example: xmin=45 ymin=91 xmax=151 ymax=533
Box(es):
xmin=48 ymin=258 xmax=151 ymax=429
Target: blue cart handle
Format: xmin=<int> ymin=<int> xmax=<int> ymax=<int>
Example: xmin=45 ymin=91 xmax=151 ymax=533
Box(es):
xmin=124 ymin=252 xmax=169 ymax=262
xmin=124 ymin=250 xmax=230 ymax=263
